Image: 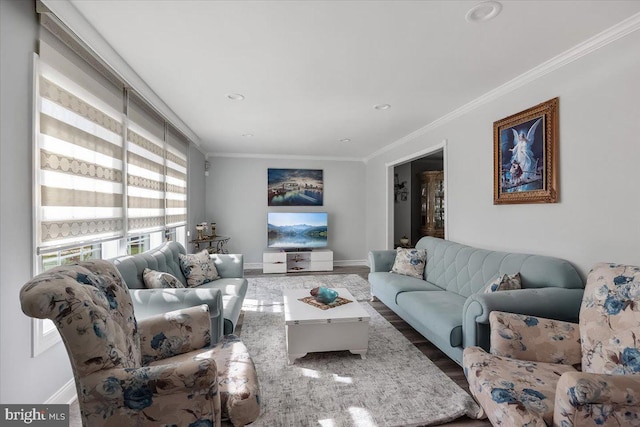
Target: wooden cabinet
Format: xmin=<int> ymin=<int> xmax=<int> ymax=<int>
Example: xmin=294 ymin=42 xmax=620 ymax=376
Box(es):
xmin=419 ymin=171 xmax=445 ymax=238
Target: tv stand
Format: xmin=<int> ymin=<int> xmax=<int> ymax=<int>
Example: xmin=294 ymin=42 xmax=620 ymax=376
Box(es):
xmin=263 ymin=248 xmax=333 ymax=274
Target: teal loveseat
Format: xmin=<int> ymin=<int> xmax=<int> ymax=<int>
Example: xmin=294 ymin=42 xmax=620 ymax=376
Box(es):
xmin=112 ymin=241 xmax=247 ymax=342
xmin=368 ymin=237 xmax=584 ymax=365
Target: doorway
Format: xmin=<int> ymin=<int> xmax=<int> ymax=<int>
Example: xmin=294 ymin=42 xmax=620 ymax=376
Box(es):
xmin=388 ymin=142 xmax=446 ymax=248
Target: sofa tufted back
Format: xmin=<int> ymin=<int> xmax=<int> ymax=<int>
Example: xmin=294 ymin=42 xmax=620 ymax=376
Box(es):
xmin=112 ymin=241 xmax=188 ymax=289
xmin=580 ymin=263 xmax=640 ymax=375
xmin=415 ymin=237 xmax=583 ymax=298
xmin=20 ymin=260 xmax=141 ymax=377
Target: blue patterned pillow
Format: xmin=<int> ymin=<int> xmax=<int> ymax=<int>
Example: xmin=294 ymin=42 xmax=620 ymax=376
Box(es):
xmin=142 ymin=268 xmax=184 ymax=289
xmin=484 ymin=272 xmax=522 ymax=293
xmin=178 ymin=249 xmax=220 ymax=287
xmin=390 ymin=247 xmax=427 ymax=279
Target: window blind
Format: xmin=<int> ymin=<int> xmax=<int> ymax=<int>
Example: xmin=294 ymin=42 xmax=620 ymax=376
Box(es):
xmin=166 ymin=126 xmax=188 ymax=227
xmin=36 ymin=60 xmax=125 ymax=253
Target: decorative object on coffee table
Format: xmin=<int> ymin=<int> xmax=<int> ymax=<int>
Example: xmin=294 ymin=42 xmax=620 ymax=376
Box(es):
xmin=196 ymin=224 xmax=205 ymax=240
xmin=310 ymin=286 xmax=338 ymax=304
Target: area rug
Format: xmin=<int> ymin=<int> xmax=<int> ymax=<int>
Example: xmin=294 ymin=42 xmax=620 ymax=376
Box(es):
xmin=241 ymin=274 xmax=481 ymax=427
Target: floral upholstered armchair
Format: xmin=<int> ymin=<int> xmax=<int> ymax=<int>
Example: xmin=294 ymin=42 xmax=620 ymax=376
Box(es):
xmin=20 ymin=260 xmax=260 ymax=427
xmin=463 ymin=263 xmax=640 ymax=426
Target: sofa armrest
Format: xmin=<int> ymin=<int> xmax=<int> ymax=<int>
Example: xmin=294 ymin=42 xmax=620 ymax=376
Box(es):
xmin=211 ymin=254 xmax=244 ymax=278
xmin=462 ymin=287 xmax=584 ymax=349
xmin=368 ymin=250 xmax=396 ymax=272
xmin=138 ymin=305 xmax=211 ymax=364
xmin=130 ymin=288 xmax=224 ymax=344
xmin=489 ymin=311 xmax=581 ymax=365
xmin=554 ymin=372 xmax=640 ymax=425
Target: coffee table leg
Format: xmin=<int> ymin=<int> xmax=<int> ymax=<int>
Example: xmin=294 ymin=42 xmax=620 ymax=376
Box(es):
xmin=349 ymin=349 xmax=367 ymax=359
xmin=288 ymin=353 xmax=307 ymax=365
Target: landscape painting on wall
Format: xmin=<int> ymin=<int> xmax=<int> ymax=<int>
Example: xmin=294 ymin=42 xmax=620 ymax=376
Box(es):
xmin=493 ymin=97 xmax=558 ymax=204
xmin=268 ymin=168 xmax=324 ymax=206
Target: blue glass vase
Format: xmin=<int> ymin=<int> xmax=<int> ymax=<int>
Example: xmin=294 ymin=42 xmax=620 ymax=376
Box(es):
xmin=310 ymin=286 xmax=338 ymax=304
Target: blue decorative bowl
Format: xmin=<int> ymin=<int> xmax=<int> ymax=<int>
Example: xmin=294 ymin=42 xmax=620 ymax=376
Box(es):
xmin=310 ymin=286 xmax=338 ymax=304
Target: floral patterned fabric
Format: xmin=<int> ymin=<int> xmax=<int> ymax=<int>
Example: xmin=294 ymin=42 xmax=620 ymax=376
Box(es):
xmin=489 ymin=311 xmax=581 ymax=366
xmin=554 ymin=371 xmax=640 ymax=426
xmin=142 ymin=268 xmax=185 ymax=289
xmin=484 ymin=272 xmax=522 ymax=293
xmin=19 ymin=260 xmax=232 ymax=426
xmin=149 ymin=334 xmax=261 ymax=427
xmin=464 ymin=262 xmax=640 ymax=427
xmin=179 ymin=249 xmax=221 ymax=287
xmin=464 ymin=346 xmax=577 ymax=425
xmin=580 ymin=263 xmax=640 ymax=375
xmin=390 ymin=247 xmax=427 ymax=279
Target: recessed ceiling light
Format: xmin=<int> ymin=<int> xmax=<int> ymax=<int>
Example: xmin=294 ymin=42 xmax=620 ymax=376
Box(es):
xmin=242 ymin=133 xmax=253 ymax=137
xmin=374 ymin=104 xmax=391 ymax=110
xmin=340 ymin=138 xmax=351 ymax=143
xmin=226 ymin=93 xmax=245 ymax=101
xmin=465 ymin=1 xmax=502 ymax=23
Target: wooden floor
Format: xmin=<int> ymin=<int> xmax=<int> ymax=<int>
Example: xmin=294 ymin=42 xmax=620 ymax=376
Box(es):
xmin=243 ymin=266 xmax=490 ymax=427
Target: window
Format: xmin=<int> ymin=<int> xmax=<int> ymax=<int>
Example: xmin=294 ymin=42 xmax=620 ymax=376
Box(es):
xmin=31 ymin=19 xmax=193 ymax=356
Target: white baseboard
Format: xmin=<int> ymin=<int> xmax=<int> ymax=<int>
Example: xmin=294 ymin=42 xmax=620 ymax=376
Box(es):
xmin=45 ymin=378 xmax=77 ymax=404
xmin=245 ymin=259 xmax=369 ymax=271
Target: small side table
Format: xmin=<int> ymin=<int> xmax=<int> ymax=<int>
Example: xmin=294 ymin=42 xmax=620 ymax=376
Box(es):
xmin=190 ymin=235 xmax=230 ymax=254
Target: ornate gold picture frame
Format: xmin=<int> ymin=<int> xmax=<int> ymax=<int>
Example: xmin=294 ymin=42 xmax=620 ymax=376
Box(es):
xmin=493 ymin=97 xmax=558 ymax=204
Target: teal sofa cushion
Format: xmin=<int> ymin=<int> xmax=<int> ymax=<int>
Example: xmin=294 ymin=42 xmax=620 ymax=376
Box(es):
xmin=396 ymin=291 xmax=465 ymax=347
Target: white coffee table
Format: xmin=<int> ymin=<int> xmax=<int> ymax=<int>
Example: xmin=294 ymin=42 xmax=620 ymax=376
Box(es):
xmin=283 ymin=288 xmax=370 ymax=364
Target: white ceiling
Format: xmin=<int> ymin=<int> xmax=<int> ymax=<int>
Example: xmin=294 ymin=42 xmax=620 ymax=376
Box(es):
xmin=67 ymin=0 xmax=640 ymax=160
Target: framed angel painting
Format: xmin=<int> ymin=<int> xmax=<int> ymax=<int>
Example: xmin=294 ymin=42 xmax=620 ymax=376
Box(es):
xmin=493 ymin=97 xmax=558 ymax=204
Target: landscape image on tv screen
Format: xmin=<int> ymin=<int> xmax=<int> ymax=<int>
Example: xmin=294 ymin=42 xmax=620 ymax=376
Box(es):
xmin=267 ymin=212 xmax=328 ymax=248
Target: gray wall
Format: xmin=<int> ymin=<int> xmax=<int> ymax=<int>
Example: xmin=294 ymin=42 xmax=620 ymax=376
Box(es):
xmin=393 ymin=163 xmax=411 ymax=244
xmin=206 ymin=157 xmax=367 ymax=266
xmin=366 ymin=28 xmax=640 ymax=277
xmin=188 ymin=145 xmax=206 ymax=246
xmin=0 ymin=0 xmax=75 ymax=404
xmin=0 ymin=1 xmax=209 ymax=403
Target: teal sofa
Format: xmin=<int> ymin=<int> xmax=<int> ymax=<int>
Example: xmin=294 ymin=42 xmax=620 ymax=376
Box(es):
xmin=368 ymin=237 xmax=584 ymax=365
xmin=111 ymin=241 xmax=247 ymax=342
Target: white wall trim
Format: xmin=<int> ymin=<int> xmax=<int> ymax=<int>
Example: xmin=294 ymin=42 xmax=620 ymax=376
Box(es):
xmin=45 ymin=378 xmax=77 ymax=405
xmin=364 ymin=12 xmax=640 ymax=163
xmin=245 ymin=260 xmax=369 ymax=271
xmin=385 ymin=140 xmax=448 ymax=248
xmin=209 ymin=151 xmax=365 ymax=163
xmin=39 ymin=0 xmax=202 ymax=148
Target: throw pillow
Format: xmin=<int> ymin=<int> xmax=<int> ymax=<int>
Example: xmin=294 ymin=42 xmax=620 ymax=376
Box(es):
xmin=484 ymin=272 xmax=522 ymax=293
xmin=179 ymin=249 xmax=220 ymax=287
xmin=142 ymin=268 xmax=185 ymax=289
xmin=390 ymin=247 xmax=427 ymax=279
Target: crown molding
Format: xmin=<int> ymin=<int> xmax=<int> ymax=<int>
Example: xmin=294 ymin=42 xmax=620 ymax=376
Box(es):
xmin=39 ymin=0 xmax=202 ymax=148
xmin=208 ymin=152 xmax=365 ymax=163
xmin=364 ymin=11 xmax=640 ymax=163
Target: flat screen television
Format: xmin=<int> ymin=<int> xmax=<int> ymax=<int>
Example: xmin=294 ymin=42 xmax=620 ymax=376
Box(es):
xmin=267 ymin=212 xmax=328 ymax=249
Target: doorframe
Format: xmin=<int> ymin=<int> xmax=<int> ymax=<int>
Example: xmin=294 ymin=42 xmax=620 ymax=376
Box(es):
xmin=384 ymin=139 xmax=448 ymax=249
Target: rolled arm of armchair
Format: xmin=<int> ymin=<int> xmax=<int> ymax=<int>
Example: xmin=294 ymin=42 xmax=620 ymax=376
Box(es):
xmin=130 ymin=287 xmax=224 ymax=344
xmin=82 ymin=357 xmax=218 ymax=404
xmin=211 ymin=254 xmax=244 ymax=278
xmin=138 ymin=304 xmax=211 ymax=364
xmin=462 ymin=287 xmax=584 ymax=349
xmin=368 ymin=250 xmax=397 ymax=272
xmin=554 ymin=372 xmax=640 ymax=425
xmin=488 ymin=311 xmax=581 ymax=365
